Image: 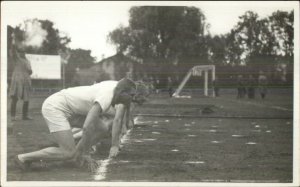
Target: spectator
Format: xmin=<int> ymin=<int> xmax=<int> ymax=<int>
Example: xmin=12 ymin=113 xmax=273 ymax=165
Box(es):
xmin=167 ymin=76 xmax=173 ymax=97
xmin=9 ymin=40 xmax=33 ymax=121
xmin=247 ymin=74 xmax=256 ymax=99
xmin=258 ymin=71 xmax=268 ymax=99
xmin=212 ymin=76 xmax=220 ymax=97
xmin=237 ymin=75 xmax=246 ymax=99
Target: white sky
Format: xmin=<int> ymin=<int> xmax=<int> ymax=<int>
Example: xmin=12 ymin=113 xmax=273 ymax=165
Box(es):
xmin=2 ymin=1 xmax=296 ymax=61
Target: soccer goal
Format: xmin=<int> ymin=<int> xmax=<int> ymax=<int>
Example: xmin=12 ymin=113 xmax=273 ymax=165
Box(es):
xmin=172 ymin=65 xmax=215 ymax=97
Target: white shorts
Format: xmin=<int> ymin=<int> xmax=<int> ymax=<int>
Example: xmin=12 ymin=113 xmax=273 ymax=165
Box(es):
xmin=42 ymin=92 xmax=73 ymax=133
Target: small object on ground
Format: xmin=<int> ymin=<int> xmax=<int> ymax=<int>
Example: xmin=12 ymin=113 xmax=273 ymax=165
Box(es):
xmin=202 ymin=107 xmax=214 ymax=114
xmin=266 ymin=130 xmax=272 ymax=133
xmin=141 ymin=138 xmax=156 ymax=141
xmin=232 ymin=134 xmax=244 ymax=137
xmin=185 ymin=161 xmax=205 ymax=164
xmin=174 ymin=95 xmax=191 ymax=98
xmin=255 ymin=125 xmax=260 ymax=128
xmin=209 ymin=129 xmax=217 ymax=133
xmin=246 ymin=142 xmax=257 ymax=145
xmin=188 ymin=134 xmax=196 ymax=137
xmin=165 ymin=119 xmax=170 ymax=122
xmin=171 ymin=149 xmax=179 ymax=152
xmin=152 ymin=132 xmax=161 ymax=134
xmin=118 ymin=160 xmax=130 ymax=163
xmin=154 ymin=121 xmax=158 ymax=124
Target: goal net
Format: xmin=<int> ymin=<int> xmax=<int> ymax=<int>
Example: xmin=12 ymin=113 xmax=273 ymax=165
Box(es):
xmin=172 ymin=65 xmax=215 ymax=97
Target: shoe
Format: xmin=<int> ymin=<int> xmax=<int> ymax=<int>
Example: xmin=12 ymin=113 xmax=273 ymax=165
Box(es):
xmin=14 ymin=155 xmax=31 ymax=171
xmin=22 ymin=116 xmax=33 ymax=120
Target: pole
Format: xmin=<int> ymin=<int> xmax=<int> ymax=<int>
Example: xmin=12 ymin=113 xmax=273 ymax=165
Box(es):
xmin=62 ymin=63 xmax=65 ymax=89
xmin=173 ymin=69 xmax=193 ymax=97
xmin=212 ymin=65 xmax=216 ymax=97
xmin=204 ymin=70 xmax=208 ymax=96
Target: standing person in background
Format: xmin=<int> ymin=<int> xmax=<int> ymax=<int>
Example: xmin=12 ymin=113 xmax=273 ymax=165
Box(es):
xmin=9 ymin=36 xmax=33 ymax=121
xmin=237 ymin=75 xmax=246 ymax=99
xmin=167 ymin=76 xmax=173 ymax=97
xmin=258 ymin=71 xmax=268 ymax=99
xmin=247 ymin=74 xmax=256 ymax=99
xmin=213 ymin=76 xmax=220 ymax=97
xmin=154 ymin=77 xmax=160 ymax=94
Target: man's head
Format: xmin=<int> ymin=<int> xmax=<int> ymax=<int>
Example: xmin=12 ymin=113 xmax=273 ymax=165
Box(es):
xmin=112 ymin=78 xmax=151 ymax=106
xmin=132 ymin=81 xmax=151 ymax=105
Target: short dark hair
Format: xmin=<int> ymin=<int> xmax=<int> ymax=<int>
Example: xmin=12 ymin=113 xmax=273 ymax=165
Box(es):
xmin=111 ymin=78 xmax=135 ymax=106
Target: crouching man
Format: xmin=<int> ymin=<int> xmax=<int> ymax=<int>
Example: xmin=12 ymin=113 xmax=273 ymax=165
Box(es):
xmin=15 ymin=78 xmax=149 ymax=171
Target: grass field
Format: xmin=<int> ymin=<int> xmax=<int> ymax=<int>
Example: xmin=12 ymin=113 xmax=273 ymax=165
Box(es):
xmin=6 ymin=88 xmax=294 ymax=182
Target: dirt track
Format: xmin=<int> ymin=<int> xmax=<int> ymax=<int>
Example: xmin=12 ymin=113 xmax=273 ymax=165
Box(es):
xmin=6 ymin=89 xmax=293 ymax=182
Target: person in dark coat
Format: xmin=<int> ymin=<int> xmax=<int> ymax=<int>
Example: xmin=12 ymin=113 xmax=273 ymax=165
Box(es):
xmin=258 ymin=71 xmax=268 ymax=99
xmin=167 ymin=76 xmax=173 ymax=97
xmin=247 ymin=74 xmax=256 ymax=99
xmin=9 ymin=42 xmax=33 ymax=121
xmin=213 ymin=76 xmax=220 ymax=97
xmin=237 ymin=75 xmax=246 ymax=99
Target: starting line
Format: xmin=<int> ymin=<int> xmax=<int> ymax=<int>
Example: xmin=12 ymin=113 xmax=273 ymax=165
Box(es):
xmin=93 ymin=127 xmax=133 ymax=180
xmin=134 ymin=113 xmax=292 ymax=119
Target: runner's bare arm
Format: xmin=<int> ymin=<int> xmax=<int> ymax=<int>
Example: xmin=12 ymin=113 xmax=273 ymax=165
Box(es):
xmin=75 ymin=103 xmax=102 ymax=155
xmin=109 ymin=103 xmax=126 ymax=158
xmin=124 ymin=103 xmax=131 ymax=129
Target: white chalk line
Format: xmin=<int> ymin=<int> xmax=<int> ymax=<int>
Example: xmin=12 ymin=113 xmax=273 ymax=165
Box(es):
xmin=93 ymin=118 xmax=136 ymax=181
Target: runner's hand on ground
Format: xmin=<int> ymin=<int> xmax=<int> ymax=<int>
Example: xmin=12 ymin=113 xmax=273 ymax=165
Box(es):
xmin=109 ymin=146 xmax=119 ymax=158
xmin=77 ymin=155 xmax=99 ymax=173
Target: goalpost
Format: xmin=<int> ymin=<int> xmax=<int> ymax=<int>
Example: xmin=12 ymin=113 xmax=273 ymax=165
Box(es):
xmin=172 ymin=65 xmax=216 ymax=97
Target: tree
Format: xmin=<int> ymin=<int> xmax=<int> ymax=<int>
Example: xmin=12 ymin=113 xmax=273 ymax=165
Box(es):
xmin=108 ymin=6 xmax=210 ymax=84
xmin=65 ymin=48 xmax=96 ymax=86
xmin=268 ymin=10 xmax=294 ymax=57
xmin=108 ymin=6 xmax=208 ymax=60
xmin=8 ymin=19 xmax=71 ymax=55
xmin=206 ymin=35 xmax=227 ymax=64
xmin=39 ymin=20 xmax=71 ymax=55
xmin=224 ymin=10 xmax=294 ymax=65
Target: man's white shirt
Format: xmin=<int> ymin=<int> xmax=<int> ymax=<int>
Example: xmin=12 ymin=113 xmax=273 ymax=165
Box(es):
xmin=61 ymin=80 xmax=118 ymax=115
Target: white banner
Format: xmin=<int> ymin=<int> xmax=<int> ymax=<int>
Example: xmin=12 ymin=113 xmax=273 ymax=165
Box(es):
xmin=25 ymin=54 xmax=61 ymax=80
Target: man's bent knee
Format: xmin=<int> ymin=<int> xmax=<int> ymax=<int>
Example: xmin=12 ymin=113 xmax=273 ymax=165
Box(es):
xmin=61 ymin=149 xmax=76 ymax=160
